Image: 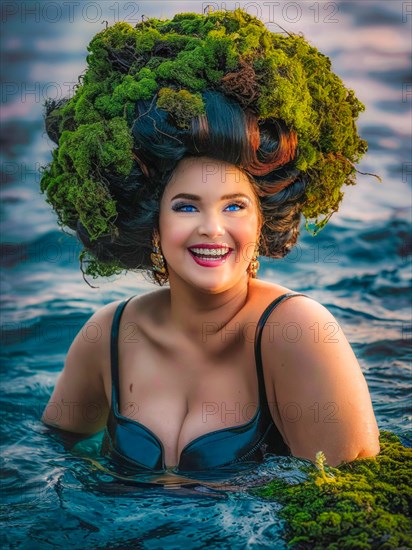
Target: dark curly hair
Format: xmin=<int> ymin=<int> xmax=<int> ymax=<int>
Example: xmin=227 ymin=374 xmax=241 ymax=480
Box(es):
xmin=44 ymin=89 xmax=308 ymax=284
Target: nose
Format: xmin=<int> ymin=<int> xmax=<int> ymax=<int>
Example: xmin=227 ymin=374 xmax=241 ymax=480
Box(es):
xmin=197 ymin=210 xmax=225 ymax=238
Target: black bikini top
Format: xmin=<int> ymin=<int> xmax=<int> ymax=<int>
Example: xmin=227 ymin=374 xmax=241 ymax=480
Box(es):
xmin=101 ymin=292 xmax=307 ymax=475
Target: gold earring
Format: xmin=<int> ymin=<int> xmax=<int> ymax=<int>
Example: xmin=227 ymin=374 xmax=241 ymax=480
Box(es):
xmin=247 ymin=241 xmax=260 ymax=278
xmin=150 ymin=231 xmax=168 ymax=285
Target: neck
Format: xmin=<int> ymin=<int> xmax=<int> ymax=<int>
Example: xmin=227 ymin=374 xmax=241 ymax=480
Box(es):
xmin=165 ymin=273 xmax=251 ymax=346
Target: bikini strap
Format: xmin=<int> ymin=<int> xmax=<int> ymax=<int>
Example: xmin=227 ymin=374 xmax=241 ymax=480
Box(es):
xmin=254 ymin=292 xmax=309 ymax=414
xmin=110 ymin=296 xmax=136 ymax=412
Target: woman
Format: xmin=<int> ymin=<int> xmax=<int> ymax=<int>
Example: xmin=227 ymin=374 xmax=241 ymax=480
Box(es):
xmin=40 ymin=9 xmax=380 ymax=475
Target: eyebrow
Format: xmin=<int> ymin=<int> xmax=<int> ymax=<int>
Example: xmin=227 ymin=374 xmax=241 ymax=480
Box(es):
xmin=170 ymin=193 xmax=252 ymax=202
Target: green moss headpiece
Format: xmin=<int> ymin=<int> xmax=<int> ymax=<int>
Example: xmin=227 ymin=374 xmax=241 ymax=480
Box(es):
xmin=40 ymin=8 xmax=369 ymax=278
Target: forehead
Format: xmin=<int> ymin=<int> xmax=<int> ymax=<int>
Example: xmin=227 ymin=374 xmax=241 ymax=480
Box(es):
xmin=164 ymin=156 xmax=253 ymax=195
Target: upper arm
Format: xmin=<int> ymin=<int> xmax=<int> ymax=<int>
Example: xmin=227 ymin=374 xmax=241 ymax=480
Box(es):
xmin=262 ymin=296 xmax=380 ymax=467
xmin=41 ymin=300 xmax=120 ymax=435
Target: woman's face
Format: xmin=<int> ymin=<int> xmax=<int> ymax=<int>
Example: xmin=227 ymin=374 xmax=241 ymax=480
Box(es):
xmin=158 ymin=156 xmax=262 ymax=293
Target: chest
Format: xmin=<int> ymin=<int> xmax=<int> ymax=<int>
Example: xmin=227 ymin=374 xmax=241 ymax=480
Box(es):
xmin=102 ymin=321 xmax=277 ymax=468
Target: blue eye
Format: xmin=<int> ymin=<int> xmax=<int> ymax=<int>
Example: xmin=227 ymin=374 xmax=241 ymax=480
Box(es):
xmin=225 ymin=203 xmax=243 ymax=211
xmin=172 ymin=203 xmax=197 ymax=212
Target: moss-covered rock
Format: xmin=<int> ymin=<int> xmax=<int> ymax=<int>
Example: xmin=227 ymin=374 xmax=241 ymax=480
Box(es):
xmin=252 ymin=431 xmax=412 ymax=549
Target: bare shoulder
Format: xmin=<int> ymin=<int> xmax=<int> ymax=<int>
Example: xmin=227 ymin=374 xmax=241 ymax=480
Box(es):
xmin=259 ymin=292 xmax=380 ymax=466
xmin=246 ymin=279 xmax=314 ymax=324
xmin=247 ymin=278 xmax=297 ymax=306
xmin=62 ymin=298 xmax=126 ymax=381
xmin=41 ymin=292 xmax=163 ymax=433
xmin=87 ymin=298 xmax=124 ymax=329
xmin=259 ymin=293 xmax=349 ymax=375
xmin=80 ymin=299 xmax=125 ymax=353
xmin=272 ymin=292 xmax=333 ymax=326
xmin=40 ymin=298 xmax=127 ymax=433
xmin=86 ymin=288 xmax=169 ymax=332
xmin=70 ymin=294 xmax=156 ymax=371
xmin=84 ymin=289 xmax=170 ymax=356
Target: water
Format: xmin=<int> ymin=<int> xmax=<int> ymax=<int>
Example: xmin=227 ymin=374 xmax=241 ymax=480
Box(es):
xmin=1 ymin=1 xmax=411 ymax=548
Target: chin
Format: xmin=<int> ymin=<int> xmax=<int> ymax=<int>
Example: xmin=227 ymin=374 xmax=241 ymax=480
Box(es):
xmin=195 ymin=272 xmax=248 ymax=294
xmin=169 ymin=268 xmax=236 ymax=292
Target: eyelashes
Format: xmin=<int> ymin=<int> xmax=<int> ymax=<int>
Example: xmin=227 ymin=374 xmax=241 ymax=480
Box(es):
xmin=171 ymin=201 xmax=248 ymax=213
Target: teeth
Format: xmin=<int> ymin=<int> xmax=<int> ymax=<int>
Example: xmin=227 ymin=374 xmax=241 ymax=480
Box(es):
xmin=190 ymin=248 xmax=229 ymax=256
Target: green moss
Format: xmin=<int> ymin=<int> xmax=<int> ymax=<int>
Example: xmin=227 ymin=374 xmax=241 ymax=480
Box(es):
xmin=156 ymin=45 xmax=209 ymax=91
xmin=41 ymin=117 xmax=132 ymax=244
xmin=135 ymin=27 xmax=163 ymax=54
xmin=157 ymin=88 xmax=206 ymax=129
xmin=59 ymin=124 xmax=122 ymax=179
xmin=40 ymin=8 xmax=371 ymax=278
xmin=113 ymin=72 xmax=158 ymax=103
xmin=79 ymin=250 xmax=124 ymax=279
xmin=252 ymin=431 xmax=412 ymax=549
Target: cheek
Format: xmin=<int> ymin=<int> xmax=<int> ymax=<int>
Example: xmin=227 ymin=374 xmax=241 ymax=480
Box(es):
xmin=159 ymin=212 xmax=189 ymax=250
xmin=237 ymin=211 xmax=260 ymax=253
xmin=237 ymin=211 xmax=259 ymax=239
